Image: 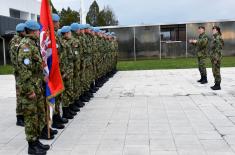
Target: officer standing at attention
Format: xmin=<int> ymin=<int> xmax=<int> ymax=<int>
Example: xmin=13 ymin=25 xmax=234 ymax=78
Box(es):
xmin=9 ymin=23 xmax=26 ymax=127
xmin=17 ymin=20 xmax=50 ymax=155
xmin=189 ymin=26 xmax=209 ymax=84
xmin=51 ymin=13 xmax=68 ymax=130
xmin=60 ymin=26 xmax=77 ymax=120
xmin=210 ymin=26 xmax=224 ymax=90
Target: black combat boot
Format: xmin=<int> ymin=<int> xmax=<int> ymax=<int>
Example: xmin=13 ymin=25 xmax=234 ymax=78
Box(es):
xmin=87 ymin=91 xmax=94 ymax=98
xmin=52 ymin=115 xmax=65 ymax=129
xmin=95 ymin=79 xmax=103 ymax=87
xmin=211 ymin=82 xmax=221 ymax=90
xmin=69 ymin=108 xmax=77 ymax=116
xmin=75 ymin=99 xmax=85 ymax=108
xmin=16 ymin=115 xmax=24 ymax=127
xmin=69 ymin=103 xmax=80 ymax=112
xmin=39 ymin=126 xmax=55 ymax=140
xmin=28 ymin=141 xmax=47 ymax=155
xmin=54 ymin=114 xmax=68 ymax=124
xmin=80 ymin=95 xmax=90 ymax=102
xmin=36 ymin=139 xmax=50 ymax=151
xmin=200 ymin=76 xmax=208 ymax=84
xmin=62 ymin=107 xmax=74 ymax=119
xmin=197 ymin=75 xmax=203 ymax=83
xmin=50 ymin=128 xmax=58 ymax=135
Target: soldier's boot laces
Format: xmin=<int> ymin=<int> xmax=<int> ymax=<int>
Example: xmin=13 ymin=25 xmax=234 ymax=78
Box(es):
xmin=211 ymin=83 xmax=221 ymax=90
xmin=36 ymin=139 xmax=50 ymax=151
xmin=62 ymin=107 xmax=74 ymax=119
xmin=200 ymin=76 xmax=208 ymax=84
xmin=28 ymin=141 xmax=47 ymax=155
xmin=16 ymin=115 xmax=24 ymax=127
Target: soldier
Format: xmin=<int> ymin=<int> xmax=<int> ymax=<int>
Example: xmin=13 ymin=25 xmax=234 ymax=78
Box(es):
xmin=60 ymin=26 xmax=77 ymax=119
xmin=210 ymin=26 xmax=224 ymax=90
xmin=9 ymin=23 xmax=26 ymax=127
xmin=189 ymin=26 xmax=209 ymax=84
xmin=70 ymin=23 xmax=85 ymax=108
xmin=51 ymin=13 xmax=68 ymax=130
xmin=17 ymin=20 xmax=50 ymax=155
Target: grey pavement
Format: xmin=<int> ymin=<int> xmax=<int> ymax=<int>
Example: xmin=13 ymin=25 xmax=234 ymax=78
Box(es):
xmin=0 ymin=68 xmax=235 ymax=155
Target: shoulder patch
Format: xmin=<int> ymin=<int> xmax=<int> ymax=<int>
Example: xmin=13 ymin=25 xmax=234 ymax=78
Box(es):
xmin=24 ymin=58 xmax=30 ymax=65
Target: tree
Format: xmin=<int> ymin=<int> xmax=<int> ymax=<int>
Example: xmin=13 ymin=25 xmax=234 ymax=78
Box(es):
xmin=59 ymin=7 xmax=80 ymax=27
xmin=86 ymin=0 xmax=99 ymax=26
xmin=97 ymin=6 xmax=119 ymax=26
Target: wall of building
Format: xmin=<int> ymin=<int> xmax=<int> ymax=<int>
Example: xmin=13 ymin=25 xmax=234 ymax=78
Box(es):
xmin=0 ymin=0 xmax=40 ymax=20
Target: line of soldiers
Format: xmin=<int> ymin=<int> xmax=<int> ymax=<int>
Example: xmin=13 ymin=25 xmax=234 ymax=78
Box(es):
xmin=9 ymin=13 xmax=118 ymax=155
xmin=189 ymin=25 xmax=224 ymax=90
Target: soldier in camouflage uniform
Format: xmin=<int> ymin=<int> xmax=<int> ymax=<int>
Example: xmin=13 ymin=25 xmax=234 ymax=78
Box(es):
xmin=70 ymin=23 xmax=86 ymax=107
xmin=51 ymin=14 xmax=68 ymax=130
xmin=17 ymin=20 xmax=50 ymax=155
xmin=210 ymin=26 xmax=224 ymax=90
xmin=60 ymin=26 xmax=77 ymax=119
xmin=189 ymin=26 xmax=209 ymax=84
xmin=9 ymin=23 xmax=26 ymax=127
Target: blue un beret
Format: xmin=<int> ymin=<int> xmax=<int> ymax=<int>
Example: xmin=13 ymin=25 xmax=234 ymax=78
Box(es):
xmin=70 ymin=23 xmax=80 ymax=31
xmin=16 ymin=23 xmax=26 ymax=32
xmin=61 ymin=26 xmax=71 ymax=33
xmin=52 ymin=14 xmax=60 ymax=22
xmin=25 ymin=20 xmax=40 ymax=30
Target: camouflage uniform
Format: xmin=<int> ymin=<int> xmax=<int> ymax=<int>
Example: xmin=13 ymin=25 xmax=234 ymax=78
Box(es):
xmin=60 ymin=36 xmax=74 ymax=107
xmin=195 ymin=32 xmax=209 ymax=77
xmin=210 ymin=33 xmax=223 ymax=84
xmin=71 ymin=34 xmax=82 ymax=100
xmin=9 ymin=34 xmax=23 ymax=116
xmin=17 ymin=35 xmax=46 ymax=142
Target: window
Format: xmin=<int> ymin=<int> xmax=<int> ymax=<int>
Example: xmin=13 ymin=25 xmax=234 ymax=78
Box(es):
xmin=9 ymin=9 xmax=20 ymax=19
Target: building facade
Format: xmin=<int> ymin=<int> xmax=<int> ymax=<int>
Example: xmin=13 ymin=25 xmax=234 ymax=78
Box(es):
xmin=0 ymin=0 xmax=40 ymax=65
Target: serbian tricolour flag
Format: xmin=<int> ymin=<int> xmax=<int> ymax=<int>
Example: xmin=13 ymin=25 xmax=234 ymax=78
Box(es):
xmin=40 ymin=0 xmax=64 ymax=118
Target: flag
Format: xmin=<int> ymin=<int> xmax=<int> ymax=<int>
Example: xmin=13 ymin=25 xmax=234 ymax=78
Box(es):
xmin=40 ymin=0 xmax=64 ymax=105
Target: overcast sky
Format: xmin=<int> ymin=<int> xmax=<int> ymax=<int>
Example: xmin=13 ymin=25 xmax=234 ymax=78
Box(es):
xmin=46 ymin=0 xmax=235 ymax=25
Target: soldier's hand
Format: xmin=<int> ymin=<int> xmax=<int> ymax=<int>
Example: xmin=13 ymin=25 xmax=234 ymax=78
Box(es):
xmin=28 ymin=92 xmax=36 ymax=99
xmin=214 ymin=60 xmax=218 ymax=64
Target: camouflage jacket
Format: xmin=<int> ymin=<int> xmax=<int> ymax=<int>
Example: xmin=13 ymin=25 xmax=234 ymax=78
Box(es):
xmin=210 ymin=33 xmax=224 ymax=60
xmin=71 ymin=33 xmax=82 ymax=69
xmin=17 ymin=35 xmax=44 ymax=96
xmin=195 ymin=33 xmax=209 ymax=58
xmin=9 ymin=34 xmax=23 ymax=73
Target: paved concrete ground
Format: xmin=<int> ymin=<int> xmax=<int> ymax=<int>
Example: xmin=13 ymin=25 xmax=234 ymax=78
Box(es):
xmin=0 ymin=68 xmax=235 ymax=155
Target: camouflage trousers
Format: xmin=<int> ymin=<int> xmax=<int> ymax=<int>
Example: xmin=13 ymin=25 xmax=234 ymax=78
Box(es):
xmin=197 ymin=57 xmax=207 ymax=77
xmin=22 ymin=91 xmax=46 ymax=142
xmin=81 ymin=59 xmax=93 ymax=92
xmin=211 ymin=58 xmax=221 ymax=83
xmin=15 ymin=76 xmax=23 ymax=116
xmin=74 ymin=66 xmax=82 ymax=100
xmin=55 ymin=95 xmax=62 ymax=115
xmin=62 ymin=77 xmax=74 ymax=107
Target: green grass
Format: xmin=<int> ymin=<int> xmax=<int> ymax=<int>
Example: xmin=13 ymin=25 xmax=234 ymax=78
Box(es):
xmin=0 ymin=65 xmax=13 ymax=75
xmin=0 ymin=56 xmax=235 ymax=74
xmin=117 ymin=56 xmax=235 ymax=71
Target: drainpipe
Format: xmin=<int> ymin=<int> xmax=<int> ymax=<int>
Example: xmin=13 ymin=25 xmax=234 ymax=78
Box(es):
xmin=0 ymin=36 xmax=6 ymax=65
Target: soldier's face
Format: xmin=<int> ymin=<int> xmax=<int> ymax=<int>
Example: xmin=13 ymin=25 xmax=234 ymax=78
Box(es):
xmin=54 ymin=21 xmax=60 ymax=30
xmin=76 ymin=30 xmax=81 ymax=34
xmin=198 ymin=28 xmax=205 ymax=34
xmin=212 ymin=28 xmax=218 ymax=35
xmin=20 ymin=31 xmax=26 ymax=36
xmin=65 ymin=32 xmax=72 ymax=39
xmin=34 ymin=30 xmax=40 ymax=38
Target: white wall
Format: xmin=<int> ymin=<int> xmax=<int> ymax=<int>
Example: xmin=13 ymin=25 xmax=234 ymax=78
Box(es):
xmin=0 ymin=0 xmax=40 ymax=20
